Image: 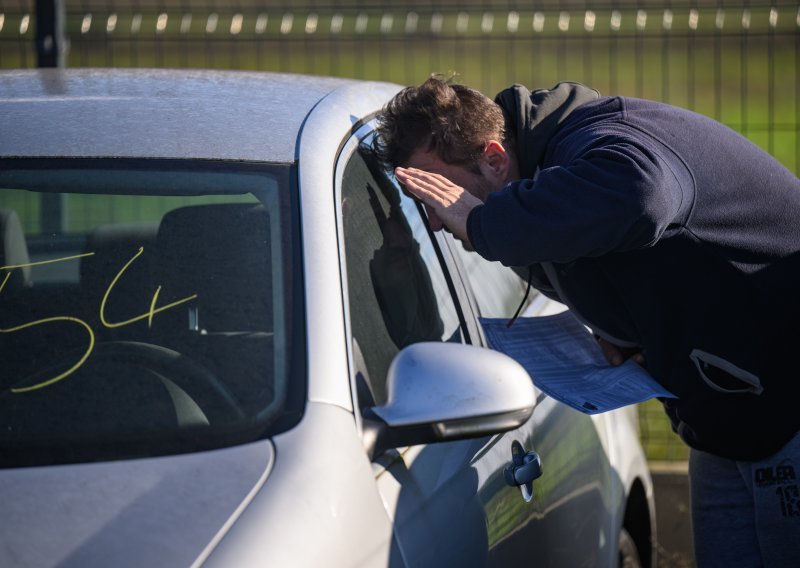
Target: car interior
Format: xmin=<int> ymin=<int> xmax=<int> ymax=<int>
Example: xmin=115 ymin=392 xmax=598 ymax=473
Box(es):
xmin=0 ymin=199 xmax=280 ymax=463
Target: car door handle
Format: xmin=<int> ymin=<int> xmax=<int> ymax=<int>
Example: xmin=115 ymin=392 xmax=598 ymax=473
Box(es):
xmin=504 ymin=450 xmax=542 ymax=486
xmin=504 ymin=442 xmax=542 ymax=503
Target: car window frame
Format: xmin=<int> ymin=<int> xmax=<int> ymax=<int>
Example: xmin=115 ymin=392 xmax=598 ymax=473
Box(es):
xmin=333 ymin=122 xmax=478 ymax=442
xmin=0 ymin=157 xmax=309 ymax=467
xmin=436 ymin=234 xmax=539 ymax=347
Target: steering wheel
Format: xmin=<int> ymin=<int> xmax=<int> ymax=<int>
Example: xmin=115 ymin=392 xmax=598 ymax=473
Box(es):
xmin=11 ymin=341 xmax=245 ymax=425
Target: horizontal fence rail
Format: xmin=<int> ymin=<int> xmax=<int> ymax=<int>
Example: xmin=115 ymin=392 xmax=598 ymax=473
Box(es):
xmin=3 ymin=5 xmax=799 ymax=36
xmin=3 ymin=4 xmax=798 ymax=40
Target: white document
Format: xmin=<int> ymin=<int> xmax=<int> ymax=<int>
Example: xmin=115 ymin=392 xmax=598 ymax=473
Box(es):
xmin=480 ymin=311 xmax=676 ymax=415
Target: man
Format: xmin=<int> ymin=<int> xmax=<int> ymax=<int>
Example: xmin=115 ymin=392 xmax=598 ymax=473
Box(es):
xmin=374 ymin=76 xmax=800 ymax=566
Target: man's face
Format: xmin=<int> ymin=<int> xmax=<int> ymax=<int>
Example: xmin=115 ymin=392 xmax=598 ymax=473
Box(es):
xmin=405 ymin=148 xmax=502 ymax=242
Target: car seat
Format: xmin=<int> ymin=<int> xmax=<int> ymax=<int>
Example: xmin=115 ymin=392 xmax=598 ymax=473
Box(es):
xmin=151 ymin=203 xmax=275 ymax=413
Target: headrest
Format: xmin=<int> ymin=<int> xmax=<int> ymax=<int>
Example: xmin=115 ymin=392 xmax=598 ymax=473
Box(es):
xmin=155 ymin=203 xmax=272 ymax=333
xmin=0 ymin=209 xmax=31 ymax=292
xmin=80 ymin=223 xmax=159 ymax=325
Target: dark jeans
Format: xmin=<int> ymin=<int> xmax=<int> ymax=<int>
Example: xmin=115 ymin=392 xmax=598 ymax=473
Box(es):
xmin=689 ymin=432 xmax=800 ymax=567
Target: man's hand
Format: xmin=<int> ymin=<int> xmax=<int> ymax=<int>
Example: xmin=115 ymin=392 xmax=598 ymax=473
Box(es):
xmin=596 ymin=337 xmax=646 ymax=367
xmin=395 ymin=167 xmax=482 ymax=244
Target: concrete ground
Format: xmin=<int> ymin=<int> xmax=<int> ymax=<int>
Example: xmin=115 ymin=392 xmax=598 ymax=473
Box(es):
xmin=650 ymin=462 xmax=694 ymax=567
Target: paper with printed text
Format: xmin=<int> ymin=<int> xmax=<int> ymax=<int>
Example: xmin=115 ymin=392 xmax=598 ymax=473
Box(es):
xmin=480 ymin=311 xmax=676 ymax=414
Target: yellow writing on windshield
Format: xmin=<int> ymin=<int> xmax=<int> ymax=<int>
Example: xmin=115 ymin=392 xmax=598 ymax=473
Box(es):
xmin=2 ymin=247 xmax=197 ymax=394
xmin=0 ymin=252 xmax=95 ymax=293
xmin=2 ymin=316 xmax=95 ymax=393
xmin=100 ymin=246 xmax=197 ymax=328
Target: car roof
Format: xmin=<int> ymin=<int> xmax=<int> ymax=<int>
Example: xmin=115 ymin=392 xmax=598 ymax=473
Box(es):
xmin=0 ymin=68 xmax=399 ymax=163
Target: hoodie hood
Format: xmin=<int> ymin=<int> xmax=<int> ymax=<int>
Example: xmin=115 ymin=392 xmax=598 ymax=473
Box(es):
xmin=494 ymin=82 xmax=600 ymax=179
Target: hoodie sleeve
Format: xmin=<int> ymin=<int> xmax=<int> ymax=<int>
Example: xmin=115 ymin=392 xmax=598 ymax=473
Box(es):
xmin=467 ymin=135 xmax=688 ymax=267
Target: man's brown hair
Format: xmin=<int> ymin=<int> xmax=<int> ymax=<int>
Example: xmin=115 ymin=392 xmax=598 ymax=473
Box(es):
xmin=373 ymin=76 xmax=506 ymax=171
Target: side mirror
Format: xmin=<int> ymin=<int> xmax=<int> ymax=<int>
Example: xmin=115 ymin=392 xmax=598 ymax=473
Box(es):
xmin=363 ymin=342 xmax=536 ymax=459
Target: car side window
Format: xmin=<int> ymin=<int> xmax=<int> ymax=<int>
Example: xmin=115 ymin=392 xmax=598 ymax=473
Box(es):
xmin=341 ymin=145 xmax=464 ymax=407
xmin=452 ymin=245 xmax=534 ymax=319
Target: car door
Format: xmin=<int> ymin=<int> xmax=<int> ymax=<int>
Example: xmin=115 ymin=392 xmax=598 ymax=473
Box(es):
xmin=336 ymin=125 xmax=619 ymax=567
xmin=444 ymin=240 xmax=622 ymax=566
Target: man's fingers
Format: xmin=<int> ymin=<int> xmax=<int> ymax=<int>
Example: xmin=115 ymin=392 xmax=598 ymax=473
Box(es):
xmin=395 ymin=167 xmax=460 ymax=207
xmin=597 ymin=338 xmax=624 ymax=366
xmin=399 ymin=167 xmax=456 ymax=188
xmin=394 ymin=166 xmax=477 ymax=244
xmin=396 ymin=167 xmax=454 ymax=194
xmin=596 ymin=336 xmax=647 ymax=368
xmin=395 ymin=167 xmax=454 ymax=190
xmin=397 ymin=175 xmax=438 ymax=205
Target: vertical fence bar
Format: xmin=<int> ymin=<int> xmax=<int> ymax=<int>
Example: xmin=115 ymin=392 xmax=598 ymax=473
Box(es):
xmin=355 ymin=8 xmax=366 ymax=78
xmin=740 ymin=3 xmax=750 ymax=138
xmin=104 ymin=12 xmax=115 ymax=67
xmin=428 ymin=12 xmax=441 ymax=79
xmin=35 ymin=0 xmax=66 ymax=233
xmin=767 ymin=5 xmax=776 ymax=156
xmin=635 ymin=5 xmax=644 ymax=98
xmin=531 ymin=11 xmax=542 ymax=87
xmin=556 ymin=8 xmax=566 ymax=81
xmin=662 ymin=4 xmax=672 ymax=103
xmin=687 ymin=5 xmax=697 ymax=110
xmin=505 ymin=7 xmax=517 ymax=91
xmin=130 ymin=3 xmax=141 ymax=68
xmin=609 ymin=5 xmax=619 ymax=94
xmin=35 ymin=0 xmax=65 ymax=67
xmin=330 ymin=12 xmax=341 ymax=77
xmin=714 ymin=4 xmax=723 ymax=121
xmin=583 ymin=8 xmax=594 ymax=88
xmin=379 ymin=11 xmax=391 ymax=82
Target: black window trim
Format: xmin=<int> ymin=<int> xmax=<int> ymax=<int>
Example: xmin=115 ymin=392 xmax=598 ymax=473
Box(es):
xmin=334 ymin=123 xmax=477 ymax=436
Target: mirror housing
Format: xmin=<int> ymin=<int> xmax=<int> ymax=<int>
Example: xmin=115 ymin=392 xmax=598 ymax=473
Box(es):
xmin=363 ymin=342 xmax=536 ymax=459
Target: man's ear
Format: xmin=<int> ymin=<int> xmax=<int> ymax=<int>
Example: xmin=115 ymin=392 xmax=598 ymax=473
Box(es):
xmin=479 ymin=140 xmax=511 ymax=183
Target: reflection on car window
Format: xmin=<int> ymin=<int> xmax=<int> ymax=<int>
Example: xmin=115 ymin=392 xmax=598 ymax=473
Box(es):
xmin=451 ymin=245 xmax=534 ymax=319
xmin=341 ymin=146 xmax=463 ymax=407
xmin=0 ymin=165 xmax=296 ymax=467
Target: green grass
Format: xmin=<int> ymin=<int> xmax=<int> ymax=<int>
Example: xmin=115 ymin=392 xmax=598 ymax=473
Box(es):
xmin=638 ymin=400 xmax=690 ymax=461
xmin=0 ymin=189 xmax=256 ymax=234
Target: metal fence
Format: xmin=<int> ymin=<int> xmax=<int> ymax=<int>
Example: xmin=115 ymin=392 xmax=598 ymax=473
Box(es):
xmin=1 ymin=0 xmax=798 ymax=460
xmin=2 ymin=1 xmax=798 ymax=177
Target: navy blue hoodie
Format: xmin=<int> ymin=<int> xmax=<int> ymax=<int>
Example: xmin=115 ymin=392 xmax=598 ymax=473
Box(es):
xmin=468 ymin=88 xmax=800 ymax=461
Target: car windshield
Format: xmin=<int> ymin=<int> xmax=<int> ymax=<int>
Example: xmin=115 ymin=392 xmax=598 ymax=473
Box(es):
xmin=0 ymin=160 xmax=302 ymax=467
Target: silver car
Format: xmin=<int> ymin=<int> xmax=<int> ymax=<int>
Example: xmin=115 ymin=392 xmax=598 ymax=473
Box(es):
xmin=0 ymin=69 xmax=655 ymax=567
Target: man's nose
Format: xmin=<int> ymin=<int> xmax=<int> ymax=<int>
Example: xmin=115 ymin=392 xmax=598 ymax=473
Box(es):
xmin=424 ymin=204 xmax=444 ymax=231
